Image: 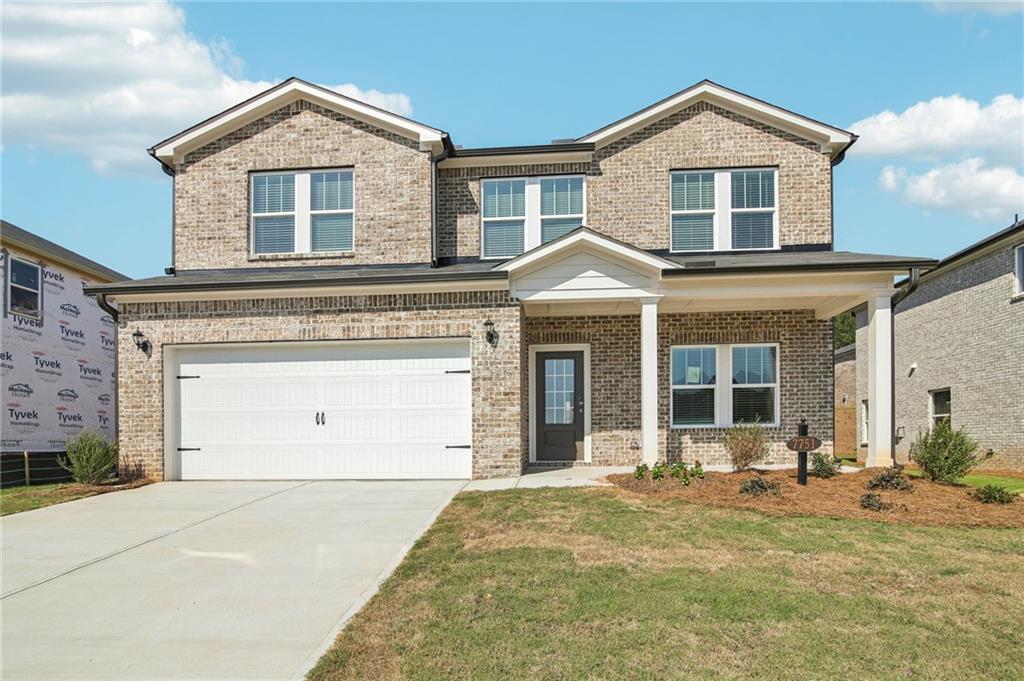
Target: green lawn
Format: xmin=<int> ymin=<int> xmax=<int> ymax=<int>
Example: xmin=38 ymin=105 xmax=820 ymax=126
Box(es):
xmin=904 ymin=469 xmax=1024 ymax=494
xmin=2 ymin=482 xmax=113 ymax=515
xmin=309 ymin=488 xmax=1024 ymax=681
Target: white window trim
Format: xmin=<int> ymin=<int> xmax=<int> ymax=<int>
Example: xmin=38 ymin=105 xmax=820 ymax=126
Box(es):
xmin=480 ymin=174 xmax=586 ymax=260
xmin=861 ymin=399 xmax=869 ymax=446
xmin=670 ymin=342 xmax=781 ymax=429
xmin=929 ymin=388 xmax=951 ymax=427
xmin=7 ymin=256 xmax=42 ymax=319
xmin=250 ymin=168 xmax=355 ymax=256
xmin=1014 ymin=244 xmax=1023 ymax=295
xmin=668 ymin=167 xmax=779 ymax=253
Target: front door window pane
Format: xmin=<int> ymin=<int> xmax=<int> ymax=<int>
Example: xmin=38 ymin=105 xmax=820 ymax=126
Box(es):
xmin=544 ymin=358 xmax=575 ymax=425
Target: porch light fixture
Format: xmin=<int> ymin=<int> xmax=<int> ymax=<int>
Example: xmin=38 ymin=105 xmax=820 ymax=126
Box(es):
xmin=132 ymin=328 xmax=152 ymax=355
xmin=483 ymin=319 xmax=498 ymax=347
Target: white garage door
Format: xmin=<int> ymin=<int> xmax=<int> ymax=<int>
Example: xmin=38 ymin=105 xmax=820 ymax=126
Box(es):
xmin=173 ymin=340 xmax=472 ymax=480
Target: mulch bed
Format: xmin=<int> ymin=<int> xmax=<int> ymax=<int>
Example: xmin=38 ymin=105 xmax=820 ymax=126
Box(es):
xmin=607 ymin=469 xmax=1024 ymax=528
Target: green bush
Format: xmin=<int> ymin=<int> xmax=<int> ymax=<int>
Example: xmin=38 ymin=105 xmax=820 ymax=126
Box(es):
xmin=739 ymin=476 xmax=780 ymax=497
xmin=691 ymin=461 xmax=705 ymax=479
xmin=974 ymin=485 xmax=1015 ymax=505
xmin=722 ymin=422 xmax=770 ymax=470
xmin=866 ymin=468 xmax=912 ymax=491
xmin=669 ymin=462 xmax=688 ymax=480
xmin=910 ymin=418 xmax=985 ymax=484
xmin=59 ymin=431 xmax=118 ymax=485
xmin=860 ymin=493 xmax=889 ymax=511
xmin=651 ymin=462 xmax=667 ymax=481
xmin=634 ymin=463 xmax=649 ymax=480
xmin=810 ymin=452 xmax=842 ymax=479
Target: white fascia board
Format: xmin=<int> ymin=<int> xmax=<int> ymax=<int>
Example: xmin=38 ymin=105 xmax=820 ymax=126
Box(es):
xmin=153 ymin=81 xmax=444 ymax=164
xmin=578 ymin=82 xmax=854 ymax=155
xmin=438 ymin=150 xmax=593 ymax=169
xmin=496 ymin=230 xmax=677 ymax=275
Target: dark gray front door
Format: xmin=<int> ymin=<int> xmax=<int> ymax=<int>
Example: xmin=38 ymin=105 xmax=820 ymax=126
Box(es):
xmin=536 ymin=351 xmax=584 ymax=461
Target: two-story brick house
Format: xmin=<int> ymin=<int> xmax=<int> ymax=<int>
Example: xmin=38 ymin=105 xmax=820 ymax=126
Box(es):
xmin=86 ymin=79 xmax=933 ymax=480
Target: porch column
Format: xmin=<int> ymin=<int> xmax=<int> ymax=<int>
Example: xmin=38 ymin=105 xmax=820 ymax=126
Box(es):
xmin=866 ymin=288 xmax=897 ymax=467
xmin=640 ymin=298 xmax=660 ymax=465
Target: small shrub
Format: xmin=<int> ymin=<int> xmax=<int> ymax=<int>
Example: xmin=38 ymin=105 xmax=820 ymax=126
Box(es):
xmin=739 ymin=476 xmax=780 ymax=497
xmin=691 ymin=461 xmax=705 ymax=479
xmin=669 ymin=462 xmax=688 ymax=480
xmin=651 ymin=461 xmax=667 ymax=481
xmin=59 ymin=431 xmax=118 ymax=485
xmin=867 ymin=467 xmax=912 ymax=491
xmin=860 ymin=493 xmax=890 ymax=511
xmin=722 ymin=422 xmax=770 ymax=470
xmin=810 ymin=452 xmax=842 ymax=479
xmin=910 ymin=418 xmax=986 ymax=484
xmin=974 ymin=485 xmax=1015 ymax=505
xmin=634 ymin=463 xmax=649 ymax=480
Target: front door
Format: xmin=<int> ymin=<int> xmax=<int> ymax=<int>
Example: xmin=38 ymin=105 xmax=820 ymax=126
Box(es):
xmin=535 ymin=351 xmax=584 ymax=461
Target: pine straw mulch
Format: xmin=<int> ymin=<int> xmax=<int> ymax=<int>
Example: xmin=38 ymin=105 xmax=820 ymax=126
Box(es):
xmin=606 ymin=468 xmax=1024 ymax=528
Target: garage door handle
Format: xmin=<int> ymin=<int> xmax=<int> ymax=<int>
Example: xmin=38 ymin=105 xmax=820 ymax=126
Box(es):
xmin=321 ymin=411 xmax=326 ymax=425
xmin=177 ymin=447 xmax=201 ymax=452
xmin=315 ymin=412 xmax=321 ymax=426
xmin=446 ymin=444 xmax=471 ymax=449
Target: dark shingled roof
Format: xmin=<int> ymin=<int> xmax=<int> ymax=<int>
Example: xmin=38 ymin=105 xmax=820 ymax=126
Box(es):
xmin=1 ymin=220 xmax=128 ymax=282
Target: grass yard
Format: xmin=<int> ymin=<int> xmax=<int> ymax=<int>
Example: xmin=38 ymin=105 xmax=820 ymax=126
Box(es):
xmin=904 ymin=469 xmax=1024 ymax=494
xmin=0 ymin=480 xmax=147 ymax=516
xmin=309 ymin=487 xmax=1024 ymax=681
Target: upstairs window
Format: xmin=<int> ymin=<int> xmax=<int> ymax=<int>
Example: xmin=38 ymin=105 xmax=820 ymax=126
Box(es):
xmin=481 ymin=175 xmax=586 ymax=259
xmin=670 ymin=168 xmax=778 ymax=252
xmin=251 ymin=169 xmax=354 ymax=255
xmin=7 ymin=257 xmax=41 ymax=318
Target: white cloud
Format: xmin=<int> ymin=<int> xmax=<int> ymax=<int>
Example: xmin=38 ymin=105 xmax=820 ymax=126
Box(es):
xmin=849 ymin=94 xmax=1024 ymax=162
xmin=930 ymin=1 xmax=1023 ymax=15
xmin=878 ymin=158 xmax=1024 ymax=220
xmin=0 ymin=2 xmax=413 ymax=175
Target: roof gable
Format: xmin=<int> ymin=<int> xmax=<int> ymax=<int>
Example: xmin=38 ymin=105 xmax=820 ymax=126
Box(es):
xmin=151 ymin=78 xmax=446 ymax=166
xmin=576 ymin=80 xmax=856 ymax=158
xmin=495 ymin=228 xmax=677 ymax=276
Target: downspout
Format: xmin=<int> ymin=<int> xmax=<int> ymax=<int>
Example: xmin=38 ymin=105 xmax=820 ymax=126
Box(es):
xmin=429 ymin=134 xmax=454 ymax=268
xmin=95 ymin=292 xmax=119 ymax=323
xmin=148 ymin=148 xmax=177 ymax=275
xmin=889 ymin=266 xmax=921 ymax=466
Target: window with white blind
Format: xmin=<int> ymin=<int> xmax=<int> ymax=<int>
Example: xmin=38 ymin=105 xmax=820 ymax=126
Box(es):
xmin=669 ymin=168 xmax=778 ymax=252
xmin=481 ymin=175 xmax=585 ymax=259
xmin=670 ymin=342 xmax=780 ymax=428
xmin=251 ymin=169 xmax=354 ymax=255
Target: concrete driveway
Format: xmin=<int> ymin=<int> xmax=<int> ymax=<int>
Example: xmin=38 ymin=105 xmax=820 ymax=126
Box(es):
xmin=1 ymin=480 xmax=465 ymax=680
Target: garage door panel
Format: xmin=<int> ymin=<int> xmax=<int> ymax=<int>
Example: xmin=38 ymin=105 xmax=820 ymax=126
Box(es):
xmin=175 ymin=340 xmax=472 ymax=480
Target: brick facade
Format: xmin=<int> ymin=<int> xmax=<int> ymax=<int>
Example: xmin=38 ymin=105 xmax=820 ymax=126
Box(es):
xmin=117 ymin=291 xmax=523 ymax=480
xmin=857 ymin=239 xmax=1024 ymax=469
xmin=437 ymin=102 xmax=833 ymax=260
xmin=174 ymin=100 xmax=433 ymax=270
xmin=525 ymin=309 xmax=833 ymax=467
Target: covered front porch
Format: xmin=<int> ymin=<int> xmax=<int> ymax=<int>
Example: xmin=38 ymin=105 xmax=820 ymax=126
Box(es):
xmin=501 ymin=229 xmax=917 ymax=468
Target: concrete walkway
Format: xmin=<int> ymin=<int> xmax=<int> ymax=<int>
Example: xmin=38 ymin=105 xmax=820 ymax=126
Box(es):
xmin=1 ymin=480 xmax=464 ymax=680
xmin=463 ymin=466 xmax=633 ymax=491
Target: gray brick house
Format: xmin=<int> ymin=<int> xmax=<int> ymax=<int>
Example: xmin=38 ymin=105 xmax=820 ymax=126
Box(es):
xmin=856 ymin=220 xmax=1024 ymax=469
xmin=86 ymin=78 xmax=932 ymax=481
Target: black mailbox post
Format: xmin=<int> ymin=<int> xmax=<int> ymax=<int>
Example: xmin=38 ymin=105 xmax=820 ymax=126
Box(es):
xmin=786 ymin=419 xmax=822 ymax=486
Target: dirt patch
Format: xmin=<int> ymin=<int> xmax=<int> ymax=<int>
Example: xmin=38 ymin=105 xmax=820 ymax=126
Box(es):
xmin=607 ymin=469 xmax=1024 ymax=528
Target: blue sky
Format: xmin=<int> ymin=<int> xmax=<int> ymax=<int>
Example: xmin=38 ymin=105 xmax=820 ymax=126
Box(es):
xmin=3 ymin=1 xmax=1022 ymax=279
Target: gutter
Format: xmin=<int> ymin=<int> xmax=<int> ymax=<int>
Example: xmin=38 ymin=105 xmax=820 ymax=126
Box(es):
xmin=430 ymin=135 xmax=454 ymax=268
xmin=889 ymin=266 xmax=921 ymax=467
xmin=94 ymin=291 xmax=119 ymax=323
xmin=661 ymin=258 xmax=936 ymax=277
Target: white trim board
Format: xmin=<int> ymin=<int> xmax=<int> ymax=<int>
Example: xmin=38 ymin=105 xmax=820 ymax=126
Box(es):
xmin=528 ymin=343 xmax=592 ymax=464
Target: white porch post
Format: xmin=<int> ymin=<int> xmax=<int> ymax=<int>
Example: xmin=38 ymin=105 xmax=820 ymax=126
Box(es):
xmin=640 ymin=298 xmax=660 ymax=465
xmin=866 ymin=288 xmax=897 ymax=467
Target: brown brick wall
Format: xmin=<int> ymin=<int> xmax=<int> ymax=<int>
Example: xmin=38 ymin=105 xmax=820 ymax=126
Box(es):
xmin=117 ymin=291 xmax=522 ymax=480
xmin=524 ymin=308 xmax=833 ymax=467
xmin=437 ymin=102 xmax=832 ymax=259
xmin=174 ymin=100 xmax=433 ymax=270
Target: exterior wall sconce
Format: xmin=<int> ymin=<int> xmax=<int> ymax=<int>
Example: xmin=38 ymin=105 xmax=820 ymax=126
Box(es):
xmin=483 ymin=319 xmax=498 ymax=347
xmin=132 ymin=328 xmax=152 ymax=356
